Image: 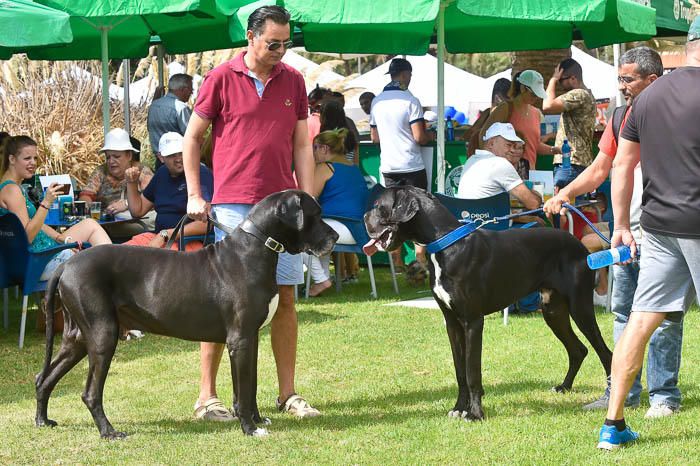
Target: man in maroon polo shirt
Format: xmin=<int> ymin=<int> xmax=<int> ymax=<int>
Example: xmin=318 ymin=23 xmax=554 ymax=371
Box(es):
xmin=183 ymin=5 xmax=319 ymax=421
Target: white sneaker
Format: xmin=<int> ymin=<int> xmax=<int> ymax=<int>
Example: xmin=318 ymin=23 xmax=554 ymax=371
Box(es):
xmin=593 ymin=291 xmax=607 ymax=307
xmin=645 ymin=404 xmax=678 ymax=419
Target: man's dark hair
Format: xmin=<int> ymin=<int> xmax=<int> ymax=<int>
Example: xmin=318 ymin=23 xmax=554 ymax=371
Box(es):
xmin=559 ymin=58 xmax=583 ymax=81
xmin=619 ymin=46 xmax=663 ymax=77
xmin=247 ymin=5 xmax=291 ymax=37
xmin=168 ymin=73 xmax=193 ymax=91
xmin=359 ymin=91 xmax=375 ymax=101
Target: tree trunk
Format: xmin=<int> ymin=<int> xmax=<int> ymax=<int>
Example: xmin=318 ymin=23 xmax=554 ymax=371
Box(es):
xmin=511 ymin=48 xmax=571 ymax=92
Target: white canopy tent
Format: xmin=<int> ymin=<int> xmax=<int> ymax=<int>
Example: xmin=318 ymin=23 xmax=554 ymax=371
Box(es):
xmin=281 ymin=50 xmax=346 ymax=94
xmin=343 ymin=54 xmax=491 ymax=125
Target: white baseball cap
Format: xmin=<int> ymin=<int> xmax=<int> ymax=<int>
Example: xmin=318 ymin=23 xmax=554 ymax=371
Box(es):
xmin=100 ymin=128 xmax=140 ymax=153
xmin=516 ymin=69 xmax=547 ymax=99
xmin=483 ymin=122 xmax=524 ymax=143
xmin=159 ymin=132 xmax=184 ymax=157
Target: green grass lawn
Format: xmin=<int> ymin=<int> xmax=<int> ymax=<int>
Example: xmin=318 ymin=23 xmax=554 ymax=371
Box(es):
xmin=1 ymin=269 xmax=699 ymax=464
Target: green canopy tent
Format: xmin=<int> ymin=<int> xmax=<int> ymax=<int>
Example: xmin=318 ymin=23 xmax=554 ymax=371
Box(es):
xmin=652 ymin=0 xmax=695 ymax=36
xmin=26 ymin=0 xmax=251 ymax=134
xmin=0 ymin=0 xmax=73 ymax=58
xmin=224 ymin=0 xmax=657 ymax=192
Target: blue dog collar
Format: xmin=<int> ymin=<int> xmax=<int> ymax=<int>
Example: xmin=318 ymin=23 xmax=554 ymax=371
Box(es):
xmin=426 ymin=221 xmax=478 ymax=254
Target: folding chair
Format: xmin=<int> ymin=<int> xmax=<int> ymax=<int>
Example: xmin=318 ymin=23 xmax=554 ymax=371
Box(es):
xmin=434 ymin=193 xmax=541 ymax=325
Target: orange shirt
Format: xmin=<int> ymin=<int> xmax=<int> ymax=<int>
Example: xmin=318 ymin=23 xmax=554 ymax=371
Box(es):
xmin=508 ymin=103 xmax=541 ymax=169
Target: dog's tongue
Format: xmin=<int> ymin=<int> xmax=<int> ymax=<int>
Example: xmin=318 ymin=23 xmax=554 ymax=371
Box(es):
xmin=363 ymin=238 xmax=378 ymax=256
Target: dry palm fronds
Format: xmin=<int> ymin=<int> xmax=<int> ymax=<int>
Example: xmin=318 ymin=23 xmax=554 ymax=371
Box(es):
xmin=0 ymin=57 xmax=150 ymax=187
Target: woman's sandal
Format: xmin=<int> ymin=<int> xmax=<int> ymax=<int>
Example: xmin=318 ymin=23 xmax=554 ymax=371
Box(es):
xmin=194 ymin=397 xmax=237 ymax=422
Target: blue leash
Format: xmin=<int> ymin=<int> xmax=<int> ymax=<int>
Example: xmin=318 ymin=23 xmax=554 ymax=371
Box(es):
xmin=426 ymin=201 xmax=611 ymax=254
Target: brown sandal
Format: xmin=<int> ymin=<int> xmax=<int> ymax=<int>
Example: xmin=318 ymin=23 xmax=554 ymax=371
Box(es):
xmin=194 ymin=397 xmax=236 ymax=422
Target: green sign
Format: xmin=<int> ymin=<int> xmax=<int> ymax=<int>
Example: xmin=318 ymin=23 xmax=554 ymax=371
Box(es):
xmin=650 ymin=0 xmax=696 ymax=33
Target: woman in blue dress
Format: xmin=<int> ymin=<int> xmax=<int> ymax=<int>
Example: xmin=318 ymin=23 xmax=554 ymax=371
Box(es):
xmin=0 ymin=136 xmax=111 ymax=278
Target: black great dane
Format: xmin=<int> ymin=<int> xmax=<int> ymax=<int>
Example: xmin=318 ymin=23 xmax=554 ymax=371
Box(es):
xmin=363 ymin=186 xmax=612 ymax=421
xmin=35 ymin=190 xmax=338 ymax=438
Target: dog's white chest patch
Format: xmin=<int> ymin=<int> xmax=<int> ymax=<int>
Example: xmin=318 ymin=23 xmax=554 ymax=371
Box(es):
xmin=261 ymin=294 xmax=279 ymax=328
xmin=430 ymin=255 xmax=451 ymax=310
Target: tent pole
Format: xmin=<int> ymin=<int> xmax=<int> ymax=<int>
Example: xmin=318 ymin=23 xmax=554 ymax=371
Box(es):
xmin=123 ymin=59 xmax=131 ymax=134
xmin=157 ymin=44 xmax=165 ymax=88
xmin=436 ymin=1 xmax=446 ymax=193
xmin=613 ymin=43 xmax=622 ymax=107
xmin=101 ymin=27 xmax=110 ymax=137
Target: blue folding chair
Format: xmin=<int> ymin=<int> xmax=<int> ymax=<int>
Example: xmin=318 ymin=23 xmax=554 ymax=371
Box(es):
xmin=434 ymin=192 xmax=512 ymax=230
xmin=304 ymin=215 xmax=399 ymax=299
xmin=0 ymin=212 xmax=88 ymax=348
xmin=434 ymin=192 xmax=540 ymax=324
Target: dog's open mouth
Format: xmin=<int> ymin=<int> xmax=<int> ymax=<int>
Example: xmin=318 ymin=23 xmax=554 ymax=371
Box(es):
xmin=363 ymin=228 xmax=394 ymax=256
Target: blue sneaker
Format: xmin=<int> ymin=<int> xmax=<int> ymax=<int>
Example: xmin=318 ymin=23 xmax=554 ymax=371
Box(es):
xmin=597 ymin=424 xmax=640 ymax=450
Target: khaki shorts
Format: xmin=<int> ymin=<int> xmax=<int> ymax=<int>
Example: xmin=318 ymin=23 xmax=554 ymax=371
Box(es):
xmin=633 ymin=231 xmax=700 ymax=313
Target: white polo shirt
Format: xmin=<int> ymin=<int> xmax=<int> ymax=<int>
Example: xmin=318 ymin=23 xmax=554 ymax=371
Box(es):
xmin=369 ymin=83 xmax=425 ymax=174
xmin=457 ymin=149 xmax=523 ymax=199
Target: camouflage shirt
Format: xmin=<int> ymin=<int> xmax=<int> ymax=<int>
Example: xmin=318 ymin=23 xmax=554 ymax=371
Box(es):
xmin=554 ymin=88 xmax=597 ymax=167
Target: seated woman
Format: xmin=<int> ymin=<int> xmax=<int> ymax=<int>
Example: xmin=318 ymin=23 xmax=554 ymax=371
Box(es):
xmin=79 ymin=128 xmax=155 ymax=238
xmin=123 ymin=132 xmax=213 ymax=250
xmin=305 ymin=128 xmax=368 ymax=297
xmin=0 ymin=135 xmax=111 ymax=280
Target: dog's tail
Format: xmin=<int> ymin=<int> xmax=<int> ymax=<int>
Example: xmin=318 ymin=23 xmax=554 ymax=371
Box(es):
xmin=39 ymin=263 xmax=65 ymax=384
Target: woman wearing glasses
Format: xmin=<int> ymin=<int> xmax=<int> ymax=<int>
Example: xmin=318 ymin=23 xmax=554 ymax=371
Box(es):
xmin=479 ymin=70 xmax=561 ymax=176
xmin=79 ymin=128 xmax=155 ymax=235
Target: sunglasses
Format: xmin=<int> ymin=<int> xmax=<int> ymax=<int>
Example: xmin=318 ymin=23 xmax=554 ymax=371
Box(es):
xmin=617 ymin=75 xmax=640 ymax=84
xmin=312 ymin=143 xmax=327 ymax=151
xmin=559 ymin=75 xmax=573 ymax=82
xmin=265 ymin=39 xmax=294 ymax=51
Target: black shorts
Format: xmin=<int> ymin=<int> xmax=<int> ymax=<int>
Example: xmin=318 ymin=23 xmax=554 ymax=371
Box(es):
xmin=383 ymin=169 xmax=428 ymax=190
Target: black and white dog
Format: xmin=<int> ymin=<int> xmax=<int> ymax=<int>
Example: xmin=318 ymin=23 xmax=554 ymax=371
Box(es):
xmin=363 ymin=186 xmax=612 ymax=421
xmin=35 ymin=190 xmax=338 ymax=438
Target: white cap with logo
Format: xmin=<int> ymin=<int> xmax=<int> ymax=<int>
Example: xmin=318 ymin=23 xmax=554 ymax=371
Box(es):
xmin=100 ymin=128 xmax=140 ymax=153
xmin=483 ymin=122 xmax=524 ymax=143
xmin=516 ymin=69 xmax=547 ymax=99
xmin=159 ymin=132 xmax=184 ymax=157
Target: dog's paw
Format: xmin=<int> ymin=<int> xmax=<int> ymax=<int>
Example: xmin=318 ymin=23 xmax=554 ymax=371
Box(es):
xmin=551 ymin=384 xmax=571 ymax=393
xmin=101 ymin=431 xmax=127 ymax=440
xmin=35 ymin=418 xmax=57 ymax=428
xmin=448 ymin=409 xmax=484 ymax=421
xmin=252 ymin=427 xmax=269 ymax=437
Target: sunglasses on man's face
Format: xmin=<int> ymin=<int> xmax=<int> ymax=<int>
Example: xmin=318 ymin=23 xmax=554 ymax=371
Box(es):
xmin=264 ymin=39 xmax=294 ymax=51
xmin=617 ymin=75 xmax=640 ymax=85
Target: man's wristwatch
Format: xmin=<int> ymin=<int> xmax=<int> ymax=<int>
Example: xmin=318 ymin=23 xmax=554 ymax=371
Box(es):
xmin=159 ymin=229 xmax=169 ymax=242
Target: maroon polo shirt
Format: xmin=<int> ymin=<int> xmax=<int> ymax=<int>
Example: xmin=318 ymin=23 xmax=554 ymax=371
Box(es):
xmin=194 ymin=52 xmax=308 ymax=205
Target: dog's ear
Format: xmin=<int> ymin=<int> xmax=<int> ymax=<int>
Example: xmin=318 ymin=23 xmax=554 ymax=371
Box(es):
xmin=277 ymin=193 xmax=304 ymax=230
xmin=390 ymin=189 xmax=419 ymax=223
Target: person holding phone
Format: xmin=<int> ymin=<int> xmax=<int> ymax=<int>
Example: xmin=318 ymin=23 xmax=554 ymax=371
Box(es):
xmin=0 ymin=136 xmax=112 ymax=278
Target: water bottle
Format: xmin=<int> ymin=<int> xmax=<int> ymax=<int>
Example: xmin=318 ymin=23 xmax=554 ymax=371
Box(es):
xmin=587 ymin=245 xmax=639 ymax=270
xmin=561 ymin=139 xmax=571 ymax=169
xmin=446 ymin=117 xmax=454 ymax=142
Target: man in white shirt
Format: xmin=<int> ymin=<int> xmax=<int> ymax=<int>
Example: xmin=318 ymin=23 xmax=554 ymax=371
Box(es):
xmin=458 ymin=122 xmax=541 ymax=210
xmin=370 ymin=58 xmax=433 ymax=265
